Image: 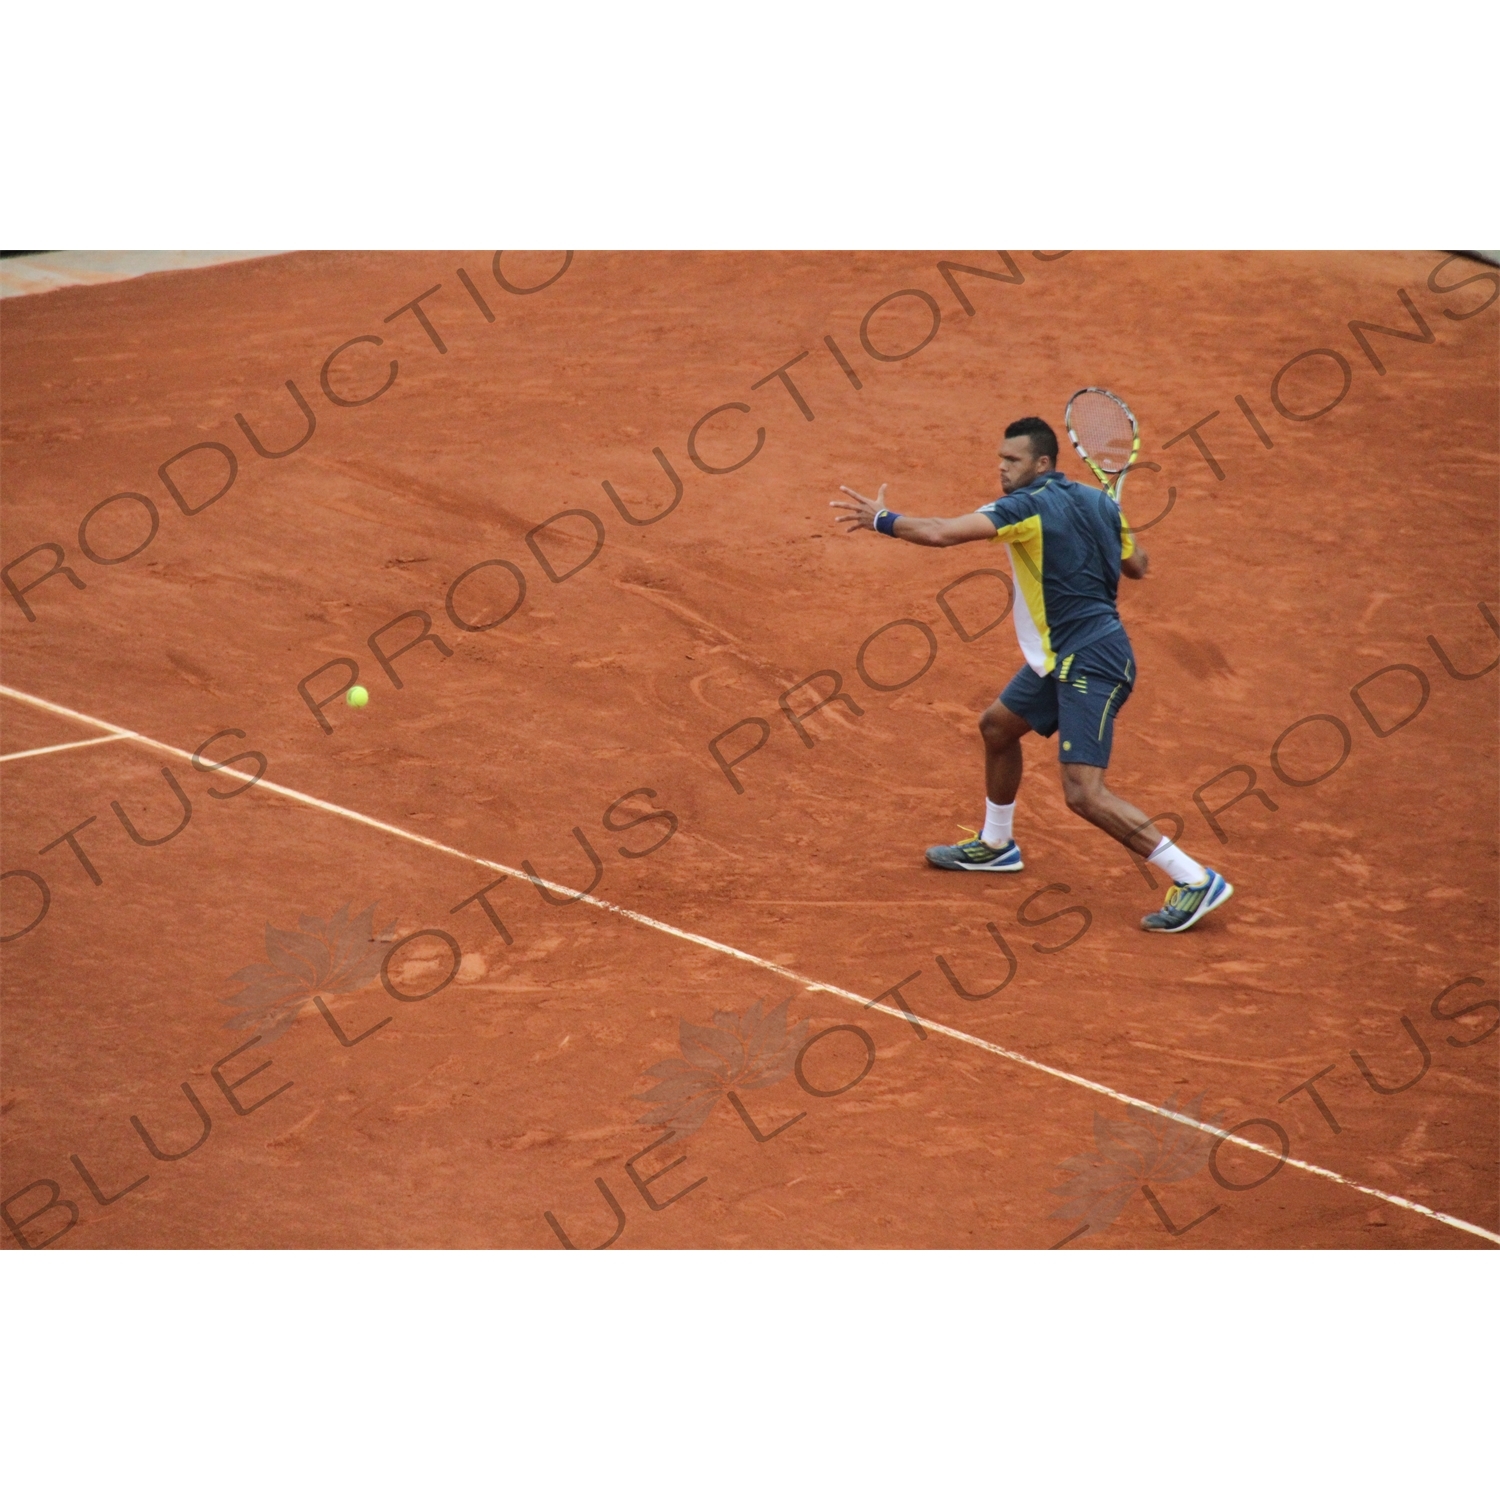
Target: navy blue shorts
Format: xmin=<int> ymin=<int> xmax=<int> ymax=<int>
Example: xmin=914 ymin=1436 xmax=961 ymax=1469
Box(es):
xmin=999 ymin=629 xmax=1136 ymax=767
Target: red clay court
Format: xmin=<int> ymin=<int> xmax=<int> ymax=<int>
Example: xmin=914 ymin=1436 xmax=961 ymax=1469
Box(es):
xmin=1 ymin=249 xmax=1495 ymax=1249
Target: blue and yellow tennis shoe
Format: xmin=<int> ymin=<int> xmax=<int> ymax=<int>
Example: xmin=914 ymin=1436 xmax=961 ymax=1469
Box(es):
xmin=1141 ymin=869 xmax=1233 ymax=933
xmin=925 ymin=837 xmax=1025 ymax=872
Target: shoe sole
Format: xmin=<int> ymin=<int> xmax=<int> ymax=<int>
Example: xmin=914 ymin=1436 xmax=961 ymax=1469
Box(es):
xmin=1145 ymin=877 xmax=1233 ymax=934
xmin=926 ymin=856 xmax=1025 ymax=873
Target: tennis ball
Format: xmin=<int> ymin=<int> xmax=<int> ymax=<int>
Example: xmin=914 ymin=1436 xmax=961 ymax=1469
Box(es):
xmin=347 ymin=685 xmax=369 ymax=708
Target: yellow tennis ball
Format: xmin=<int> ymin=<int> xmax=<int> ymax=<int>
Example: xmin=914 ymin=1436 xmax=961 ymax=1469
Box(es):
xmin=346 ymin=685 xmax=369 ymax=708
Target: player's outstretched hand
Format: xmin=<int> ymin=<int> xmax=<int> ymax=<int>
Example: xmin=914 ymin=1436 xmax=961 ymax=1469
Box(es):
xmin=830 ymin=483 xmax=886 ymax=534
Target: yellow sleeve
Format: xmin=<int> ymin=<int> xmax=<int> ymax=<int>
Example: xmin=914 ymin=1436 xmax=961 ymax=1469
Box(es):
xmin=990 ymin=519 xmax=1034 ymax=545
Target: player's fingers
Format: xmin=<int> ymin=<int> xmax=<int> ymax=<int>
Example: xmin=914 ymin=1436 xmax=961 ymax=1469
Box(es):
xmin=877 ymin=483 xmax=887 ymax=504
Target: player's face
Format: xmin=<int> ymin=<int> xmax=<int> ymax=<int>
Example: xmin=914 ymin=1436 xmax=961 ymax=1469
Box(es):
xmin=998 ymin=436 xmax=1053 ymax=493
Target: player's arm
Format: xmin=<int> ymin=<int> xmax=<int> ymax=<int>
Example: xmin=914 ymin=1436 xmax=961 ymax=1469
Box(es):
xmin=830 ymin=485 xmax=998 ymax=548
xmin=1119 ymin=513 xmax=1149 ymax=578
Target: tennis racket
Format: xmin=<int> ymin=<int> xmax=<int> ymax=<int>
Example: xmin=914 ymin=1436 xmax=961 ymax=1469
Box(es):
xmin=1064 ymin=387 xmax=1140 ymax=507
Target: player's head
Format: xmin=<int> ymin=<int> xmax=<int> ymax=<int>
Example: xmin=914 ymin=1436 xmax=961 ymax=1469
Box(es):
xmin=999 ymin=417 xmax=1058 ymax=493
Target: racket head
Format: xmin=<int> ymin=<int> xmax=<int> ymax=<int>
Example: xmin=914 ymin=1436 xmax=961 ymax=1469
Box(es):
xmin=1065 ymin=387 xmax=1139 ymax=493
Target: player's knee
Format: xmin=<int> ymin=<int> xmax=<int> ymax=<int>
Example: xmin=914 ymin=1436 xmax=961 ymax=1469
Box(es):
xmin=1062 ymin=778 xmax=1097 ymax=817
xmin=979 ymin=706 xmax=1015 ymax=748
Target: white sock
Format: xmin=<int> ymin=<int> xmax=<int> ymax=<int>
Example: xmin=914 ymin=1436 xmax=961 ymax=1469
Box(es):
xmin=982 ymin=799 xmax=1014 ymax=848
xmin=1148 ymin=836 xmax=1208 ymax=886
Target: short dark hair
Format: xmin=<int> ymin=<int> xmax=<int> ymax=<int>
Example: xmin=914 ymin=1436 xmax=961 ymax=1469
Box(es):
xmin=1005 ymin=416 xmax=1059 ymax=464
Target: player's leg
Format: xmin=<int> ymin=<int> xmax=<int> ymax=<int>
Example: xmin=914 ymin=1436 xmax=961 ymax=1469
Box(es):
xmin=1055 ymin=635 xmax=1231 ymax=932
xmin=925 ymin=674 xmax=1049 ymax=872
xmin=1060 ymin=762 xmax=1231 ymax=930
xmin=1057 ymin=763 xmax=1162 ymax=852
xmin=979 ymin=698 xmax=1030 ymax=805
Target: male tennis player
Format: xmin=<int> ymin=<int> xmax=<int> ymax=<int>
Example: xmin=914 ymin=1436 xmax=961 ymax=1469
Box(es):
xmin=830 ymin=415 xmax=1231 ymax=933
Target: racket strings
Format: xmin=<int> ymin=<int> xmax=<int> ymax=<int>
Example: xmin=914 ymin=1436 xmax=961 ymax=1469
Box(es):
xmin=1067 ymin=392 xmax=1135 ymax=475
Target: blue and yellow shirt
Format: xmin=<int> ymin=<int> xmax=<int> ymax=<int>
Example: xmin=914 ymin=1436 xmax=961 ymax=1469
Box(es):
xmin=977 ymin=470 xmax=1135 ymax=675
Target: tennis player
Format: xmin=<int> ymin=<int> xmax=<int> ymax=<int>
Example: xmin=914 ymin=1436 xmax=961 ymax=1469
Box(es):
xmin=830 ymin=416 xmax=1232 ymax=934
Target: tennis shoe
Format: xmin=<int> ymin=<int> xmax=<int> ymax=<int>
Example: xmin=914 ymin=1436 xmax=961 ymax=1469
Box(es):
xmin=925 ymin=837 xmax=1024 ymax=872
xmin=1141 ymin=869 xmax=1232 ymax=933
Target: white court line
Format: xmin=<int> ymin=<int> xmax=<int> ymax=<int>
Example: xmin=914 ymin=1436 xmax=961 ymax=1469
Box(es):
xmin=3 ymin=679 xmax=1496 ymax=1248
xmin=0 ymin=732 xmax=136 ymax=763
